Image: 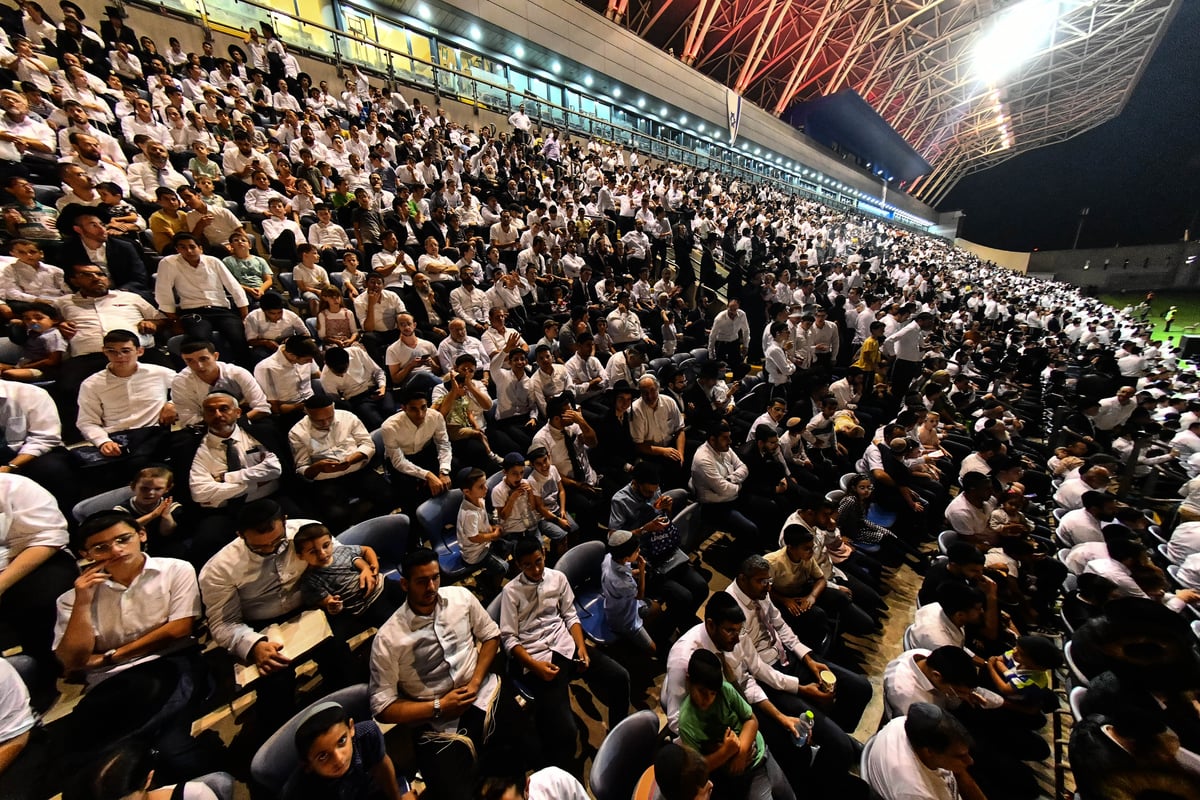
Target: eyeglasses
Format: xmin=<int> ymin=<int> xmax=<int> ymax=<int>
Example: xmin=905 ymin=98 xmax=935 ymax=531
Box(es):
xmin=85 ymin=532 xmax=138 ymax=556
xmin=245 ymin=534 xmax=288 ymax=556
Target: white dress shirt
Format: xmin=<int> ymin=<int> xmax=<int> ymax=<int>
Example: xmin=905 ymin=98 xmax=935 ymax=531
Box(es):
xmin=288 ymin=409 xmax=374 ymax=480
xmin=381 ymin=408 xmax=452 ymax=478
xmin=499 ymin=568 xmax=580 ymax=665
xmin=862 ymin=716 xmax=958 ymax=800
xmin=489 ymin=351 xmax=536 ymax=422
xmin=662 ymin=622 xmax=800 ymax=733
xmin=0 ymin=473 xmax=68 ymax=572
xmin=885 ymin=320 xmax=923 ymax=361
xmin=690 ymin=441 xmax=748 ymax=503
xmin=77 ymin=364 xmax=174 ymax=446
xmin=708 ymin=311 xmax=751 ymax=354
xmin=171 ymin=362 xmax=269 ymax=427
xmin=0 ymin=260 xmax=68 ymax=302
xmin=881 ymin=648 xmax=943 ymax=722
xmin=253 ymin=349 xmax=316 ymax=405
xmin=630 ymin=395 xmax=683 ymax=447
xmin=368 ymin=586 xmax=501 ymax=726
xmin=354 ymin=290 xmax=404 ymax=332
xmin=154 ymin=254 xmax=249 ymax=314
xmin=565 ymin=353 xmax=606 ymax=397
xmin=52 ymin=555 xmax=200 ymax=684
xmin=725 ymin=580 xmax=811 ymax=668
xmin=198 ymin=519 xmax=314 ymax=659
xmin=909 ymin=603 xmax=970 ymax=654
xmin=189 ymin=427 xmax=282 ymax=508
xmin=530 ymin=423 xmax=597 ymax=484
xmin=527 ymin=364 xmax=571 ymax=417
xmin=321 ymin=348 xmax=386 ymax=399
xmin=0 ymin=381 xmax=61 ymax=458
xmin=56 ymin=290 xmax=157 ymax=356
xmin=1057 ymin=508 xmax=1104 ymax=547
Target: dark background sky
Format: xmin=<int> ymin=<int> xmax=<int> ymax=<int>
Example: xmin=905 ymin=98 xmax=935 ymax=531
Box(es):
xmin=940 ymin=0 xmax=1200 ymax=252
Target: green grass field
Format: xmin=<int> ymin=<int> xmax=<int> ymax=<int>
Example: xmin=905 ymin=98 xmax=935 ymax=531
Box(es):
xmin=1099 ymin=291 xmax=1200 ymax=348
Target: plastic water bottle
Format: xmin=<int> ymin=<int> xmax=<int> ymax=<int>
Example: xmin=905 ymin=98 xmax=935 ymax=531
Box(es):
xmin=793 ymin=710 xmax=815 ymax=746
xmin=794 ymin=710 xmax=821 ymax=765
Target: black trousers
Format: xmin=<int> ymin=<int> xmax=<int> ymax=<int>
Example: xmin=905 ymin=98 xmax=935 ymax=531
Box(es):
xmin=714 ymin=340 xmax=749 ymax=380
xmin=0 ymin=444 xmax=75 ymax=513
xmin=0 ymin=550 xmax=78 ymax=680
xmin=180 ymin=307 xmax=251 ymax=366
xmin=522 ymin=649 xmax=630 ymax=770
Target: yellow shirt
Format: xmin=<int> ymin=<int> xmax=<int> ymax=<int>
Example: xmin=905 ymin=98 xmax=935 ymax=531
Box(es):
xmin=765 ymin=546 xmax=823 ymax=595
xmin=852 ymin=336 xmax=885 ymax=381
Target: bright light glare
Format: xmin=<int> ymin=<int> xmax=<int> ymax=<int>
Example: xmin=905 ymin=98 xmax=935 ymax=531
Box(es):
xmin=584 ymin=75 xmax=593 ymax=86
xmin=974 ymin=0 xmax=1058 ymax=85
xmin=551 ymin=61 xmax=561 ymax=73
xmin=469 ymin=24 xmax=482 ymax=40
xmin=416 ymin=3 xmax=431 ymax=20
xmin=514 ymin=44 xmax=525 ymax=58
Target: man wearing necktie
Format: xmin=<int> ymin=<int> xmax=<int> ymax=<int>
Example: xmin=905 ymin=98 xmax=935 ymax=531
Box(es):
xmin=727 ymin=554 xmax=872 ymax=764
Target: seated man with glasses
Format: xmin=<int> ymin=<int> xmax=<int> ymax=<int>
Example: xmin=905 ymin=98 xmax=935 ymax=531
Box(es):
xmin=50 ymin=509 xmax=213 ymax=780
xmin=199 ymin=499 xmax=356 ymax=744
xmin=53 ymin=509 xmax=201 ymax=686
xmin=74 ymin=329 xmax=176 ymax=485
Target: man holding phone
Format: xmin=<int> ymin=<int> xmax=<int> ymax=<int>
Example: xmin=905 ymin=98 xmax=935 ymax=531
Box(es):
xmin=385 ymin=313 xmax=441 ymax=395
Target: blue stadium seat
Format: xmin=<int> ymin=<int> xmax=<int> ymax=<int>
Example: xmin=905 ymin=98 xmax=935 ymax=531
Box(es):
xmin=555 ymin=541 xmax=613 ymax=644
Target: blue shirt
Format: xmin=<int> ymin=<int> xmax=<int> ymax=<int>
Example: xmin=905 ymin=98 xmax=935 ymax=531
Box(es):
xmin=601 ymin=553 xmax=644 ymax=635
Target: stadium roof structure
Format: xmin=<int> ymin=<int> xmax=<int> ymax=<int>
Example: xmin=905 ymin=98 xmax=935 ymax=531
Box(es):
xmin=591 ymin=0 xmax=1182 ymax=206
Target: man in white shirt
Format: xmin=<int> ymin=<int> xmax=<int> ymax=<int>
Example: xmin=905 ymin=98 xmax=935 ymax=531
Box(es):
xmin=564 ymin=332 xmax=606 ymax=403
xmin=526 ymin=344 xmax=570 ymax=418
xmin=171 ymin=339 xmax=270 ymax=428
xmin=631 ymin=374 xmax=686 ymax=488
xmin=0 ymin=380 xmax=72 ymax=504
xmin=909 ymin=583 xmax=985 ymax=660
xmin=607 ymin=293 xmax=652 ymax=349
xmin=188 ymin=392 xmax=286 ymax=514
xmin=127 ymin=141 xmax=189 ymax=204
xmin=690 ymin=421 xmax=759 ymax=544
xmin=76 ymin=329 xmax=176 ymax=471
xmin=943 ymin=472 xmax=996 ymax=548
xmin=663 ymin=592 xmax=851 ymax=782
xmin=154 ymin=232 xmax=251 ymax=365
xmin=708 ymin=299 xmax=752 ymax=379
xmin=53 ymin=510 xmax=201 ymax=687
xmin=381 ymin=389 xmax=453 ymax=512
xmin=200 ymin=499 xmax=356 ymax=734
xmin=369 ymin=548 xmax=500 ymax=798
xmin=288 ymin=395 xmax=390 ymax=528
xmin=1056 ymin=491 xmax=1117 ymax=547
xmin=863 ymin=704 xmax=981 ymax=800
xmin=1053 ymin=466 xmax=1111 ymax=510
xmin=530 ymin=394 xmax=602 ymax=523
xmin=728 ymin=556 xmax=872 ymax=741
xmin=499 ymin=538 xmax=630 ymax=770
xmin=0 ymin=474 xmax=76 ymax=693
xmin=253 ymin=334 xmax=320 ymax=427
xmin=449 ymin=274 xmax=490 ymax=335
xmin=885 ymin=311 xmax=934 ymax=396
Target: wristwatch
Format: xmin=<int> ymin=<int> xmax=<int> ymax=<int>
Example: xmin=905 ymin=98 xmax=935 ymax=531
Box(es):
xmin=432 ymin=697 xmax=442 ymax=719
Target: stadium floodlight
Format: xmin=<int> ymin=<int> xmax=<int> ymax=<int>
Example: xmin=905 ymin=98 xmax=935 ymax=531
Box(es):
xmin=974 ymin=0 xmax=1059 ymax=86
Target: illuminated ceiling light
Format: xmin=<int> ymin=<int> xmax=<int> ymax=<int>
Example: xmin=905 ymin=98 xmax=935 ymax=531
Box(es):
xmin=637 ymin=97 xmax=645 ymax=108
xmin=551 ymin=61 xmax=561 ymax=73
xmin=973 ymin=0 xmax=1059 ymax=85
xmin=679 ymin=114 xmax=687 ymax=124
xmin=469 ymin=24 xmax=482 ymax=40
xmin=612 ymin=87 xmax=621 ymax=98
xmin=660 ymin=107 xmax=668 ymax=116
xmin=584 ymin=75 xmax=593 ymax=86
xmin=514 ymin=44 xmax=525 ymax=58
xmin=416 ymin=3 xmax=431 ymax=20
xmin=697 ymin=123 xmax=705 ymax=133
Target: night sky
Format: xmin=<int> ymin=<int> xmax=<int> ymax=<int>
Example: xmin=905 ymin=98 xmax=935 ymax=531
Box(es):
xmin=940 ymin=0 xmax=1200 ymax=252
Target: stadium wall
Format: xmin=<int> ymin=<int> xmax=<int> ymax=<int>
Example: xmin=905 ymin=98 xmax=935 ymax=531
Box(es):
xmin=1027 ymin=242 xmax=1200 ymax=292
xmin=954 ymin=239 xmax=1030 ymax=274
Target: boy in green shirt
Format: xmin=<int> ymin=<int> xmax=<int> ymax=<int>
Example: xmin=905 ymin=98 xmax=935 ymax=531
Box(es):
xmin=678 ymin=649 xmax=795 ymax=800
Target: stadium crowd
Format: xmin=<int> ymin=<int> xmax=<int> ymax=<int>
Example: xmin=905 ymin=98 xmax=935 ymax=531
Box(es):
xmin=0 ymin=4 xmax=1198 ymax=800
